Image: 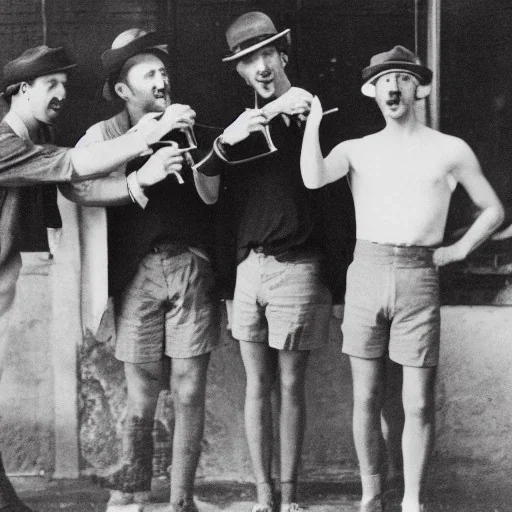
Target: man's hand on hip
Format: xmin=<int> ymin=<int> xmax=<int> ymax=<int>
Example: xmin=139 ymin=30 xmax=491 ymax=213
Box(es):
xmin=433 ymin=244 xmax=467 ymax=267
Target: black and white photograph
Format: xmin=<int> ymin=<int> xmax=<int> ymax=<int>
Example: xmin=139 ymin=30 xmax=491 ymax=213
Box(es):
xmin=0 ymin=1 xmax=510 ymax=511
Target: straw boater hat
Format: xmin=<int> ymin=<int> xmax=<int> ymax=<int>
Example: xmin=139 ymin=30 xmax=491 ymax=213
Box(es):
xmin=222 ymin=11 xmax=290 ymax=62
xmin=361 ymin=45 xmax=433 ymax=99
xmin=3 ymin=45 xmax=76 ymax=97
xmin=101 ymin=28 xmax=169 ymax=101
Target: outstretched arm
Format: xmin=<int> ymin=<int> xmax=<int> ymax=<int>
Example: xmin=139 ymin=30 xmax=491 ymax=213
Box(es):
xmin=300 ymin=96 xmax=350 ymax=189
xmin=0 ymin=106 xmax=189 ymax=186
xmin=433 ymin=140 xmax=504 ymax=266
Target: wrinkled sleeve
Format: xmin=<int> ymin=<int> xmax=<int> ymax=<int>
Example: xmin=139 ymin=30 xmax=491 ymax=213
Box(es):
xmin=0 ymin=129 xmax=74 ymax=186
xmin=58 ymin=124 xmax=133 ymax=207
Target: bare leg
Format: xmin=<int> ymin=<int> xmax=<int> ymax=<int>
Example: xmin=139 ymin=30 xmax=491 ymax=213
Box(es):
xmin=401 ymin=366 xmax=436 ymax=512
xmin=381 ymin=357 xmax=404 ymax=486
xmin=349 ymin=356 xmax=385 ymax=508
xmin=169 ymin=353 xmax=210 ymax=506
xmin=103 ymin=360 xmax=162 ymax=502
xmin=239 ymin=341 xmax=278 ymax=506
xmin=278 ymin=350 xmax=310 ymax=505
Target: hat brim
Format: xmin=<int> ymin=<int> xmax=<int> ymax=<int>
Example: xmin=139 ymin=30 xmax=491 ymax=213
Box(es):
xmin=361 ymin=67 xmax=433 ymax=99
xmin=2 ymin=62 xmax=77 ymax=96
xmin=222 ymin=29 xmax=290 ymax=62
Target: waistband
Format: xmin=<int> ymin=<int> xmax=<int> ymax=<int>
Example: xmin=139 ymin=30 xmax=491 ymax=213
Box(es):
xmin=354 ymin=239 xmax=436 ymax=267
xmin=250 ymin=245 xmax=323 ymax=262
xmin=150 ymin=242 xmax=210 ymax=262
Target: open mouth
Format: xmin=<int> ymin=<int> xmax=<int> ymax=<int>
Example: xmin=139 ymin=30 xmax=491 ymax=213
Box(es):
xmin=386 ymin=95 xmax=401 ymax=107
xmin=48 ymin=102 xmax=63 ymax=112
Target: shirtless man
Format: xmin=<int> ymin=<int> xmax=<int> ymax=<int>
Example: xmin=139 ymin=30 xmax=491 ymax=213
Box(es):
xmin=300 ymin=46 xmax=504 ymax=512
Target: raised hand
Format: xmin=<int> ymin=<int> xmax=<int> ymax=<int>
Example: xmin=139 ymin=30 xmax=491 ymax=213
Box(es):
xmin=131 ymin=104 xmax=196 ymax=146
xmin=159 ymin=103 xmax=196 ymax=131
xmin=221 ymin=108 xmax=268 ymax=146
xmin=305 ymin=96 xmax=324 ymax=129
xmin=136 ymin=143 xmax=184 ymax=188
xmin=267 ymin=86 xmax=313 ymax=121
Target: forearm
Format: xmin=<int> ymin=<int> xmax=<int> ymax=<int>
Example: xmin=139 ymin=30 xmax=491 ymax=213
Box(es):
xmin=301 ymin=121 xmax=327 ymax=189
xmin=193 ymin=169 xmax=220 ymax=204
xmin=68 ymin=132 xmax=148 ymax=180
xmin=59 ymin=174 xmax=132 ymax=207
xmin=453 ymin=204 xmax=505 ymax=257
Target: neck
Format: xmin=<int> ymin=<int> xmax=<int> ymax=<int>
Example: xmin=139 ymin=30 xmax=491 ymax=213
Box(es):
xmin=274 ymin=77 xmax=292 ymax=99
xmin=383 ymin=107 xmax=421 ymax=137
xmin=126 ymin=104 xmax=146 ymax=126
xmin=10 ymin=102 xmax=40 ymax=140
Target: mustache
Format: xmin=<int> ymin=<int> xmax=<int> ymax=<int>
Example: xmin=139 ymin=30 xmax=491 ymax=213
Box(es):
xmin=48 ymin=98 xmax=65 ymax=109
xmin=386 ymin=92 xmax=401 ymax=105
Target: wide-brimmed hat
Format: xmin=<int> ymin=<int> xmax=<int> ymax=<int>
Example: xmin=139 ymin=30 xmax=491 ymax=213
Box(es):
xmin=223 ymin=11 xmax=290 ymax=63
xmin=101 ymin=28 xmax=169 ymax=101
xmin=3 ymin=45 xmax=76 ymax=96
xmin=361 ymin=45 xmax=433 ymax=99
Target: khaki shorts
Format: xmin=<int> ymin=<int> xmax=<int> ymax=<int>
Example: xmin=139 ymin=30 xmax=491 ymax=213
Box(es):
xmin=115 ymin=245 xmax=220 ymax=362
xmin=342 ymin=240 xmax=440 ymax=367
xmin=232 ymin=249 xmax=332 ymax=350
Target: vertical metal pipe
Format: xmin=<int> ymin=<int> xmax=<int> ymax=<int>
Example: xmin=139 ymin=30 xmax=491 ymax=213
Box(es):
xmin=427 ymin=0 xmax=441 ymax=130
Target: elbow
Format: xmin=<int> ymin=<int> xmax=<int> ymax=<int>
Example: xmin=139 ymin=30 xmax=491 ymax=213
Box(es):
xmin=199 ymin=192 xmax=219 ymax=205
xmin=301 ymin=173 xmax=323 ymax=190
xmin=493 ymin=203 xmax=506 ymax=230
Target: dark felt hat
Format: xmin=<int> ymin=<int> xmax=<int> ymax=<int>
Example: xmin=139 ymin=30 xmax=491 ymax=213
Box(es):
xmin=361 ymin=45 xmax=433 ymax=98
xmin=3 ymin=45 xmax=76 ymax=93
xmin=223 ymin=11 xmax=290 ymax=62
xmin=101 ymin=28 xmax=169 ymax=101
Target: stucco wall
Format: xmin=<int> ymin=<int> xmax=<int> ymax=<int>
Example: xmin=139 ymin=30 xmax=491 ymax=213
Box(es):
xmin=76 ymin=305 xmax=512 ymax=489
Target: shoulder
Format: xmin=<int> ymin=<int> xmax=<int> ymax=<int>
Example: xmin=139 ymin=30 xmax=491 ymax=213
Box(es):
xmin=429 ymin=128 xmax=473 ymax=154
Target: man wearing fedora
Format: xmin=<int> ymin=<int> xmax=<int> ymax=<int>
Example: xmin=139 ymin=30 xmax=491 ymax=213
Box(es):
xmin=0 ymin=44 xmax=186 ymax=512
xmin=194 ymin=11 xmax=356 ymax=512
xmin=66 ymin=29 xmax=220 ymax=512
xmin=301 ymin=46 xmax=504 ymax=512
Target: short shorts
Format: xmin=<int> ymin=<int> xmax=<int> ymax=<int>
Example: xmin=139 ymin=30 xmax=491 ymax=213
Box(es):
xmin=232 ymin=249 xmax=332 ymax=350
xmin=342 ymin=239 xmax=440 ymax=367
xmin=115 ymin=244 xmax=220 ymax=362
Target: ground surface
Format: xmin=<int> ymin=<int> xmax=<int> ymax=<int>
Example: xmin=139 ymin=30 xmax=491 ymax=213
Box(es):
xmin=13 ymin=473 xmax=511 ymax=512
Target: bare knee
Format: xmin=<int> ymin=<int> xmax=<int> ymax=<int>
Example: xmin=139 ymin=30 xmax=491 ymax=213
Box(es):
xmin=245 ymin=370 xmax=275 ymax=400
xmin=402 ymin=393 xmax=434 ymax=420
xmin=353 ymin=384 xmax=383 ymax=411
xmin=125 ymin=362 xmax=162 ymax=418
xmin=280 ymin=370 xmax=305 ymax=399
xmin=173 ymin=371 xmax=206 ymax=408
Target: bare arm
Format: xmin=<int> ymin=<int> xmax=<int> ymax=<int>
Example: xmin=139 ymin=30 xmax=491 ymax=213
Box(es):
xmin=301 ymin=96 xmax=350 ymax=189
xmin=433 ymin=139 xmax=504 ymax=266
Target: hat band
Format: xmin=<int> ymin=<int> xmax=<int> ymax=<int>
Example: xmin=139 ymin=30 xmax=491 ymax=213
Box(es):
xmin=229 ymin=33 xmax=279 ymax=56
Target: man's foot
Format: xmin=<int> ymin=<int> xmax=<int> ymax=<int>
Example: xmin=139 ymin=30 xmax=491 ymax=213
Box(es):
xmin=401 ymin=504 xmax=425 ymax=512
xmin=106 ymin=490 xmax=151 ymax=508
xmin=359 ymin=496 xmax=384 ymax=512
xmin=280 ymin=504 xmax=308 ymax=511
xmin=251 ymin=504 xmax=273 ymax=512
xmin=105 ymin=505 xmax=143 ymax=512
xmin=167 ymin=498 xmax=199 ymax=512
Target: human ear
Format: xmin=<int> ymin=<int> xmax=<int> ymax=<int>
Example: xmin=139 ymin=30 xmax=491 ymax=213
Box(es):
xmin=280 ymin=52 xmax=288 ymax=68
xmin=114 ymin=82 xmax=130 ymax=101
